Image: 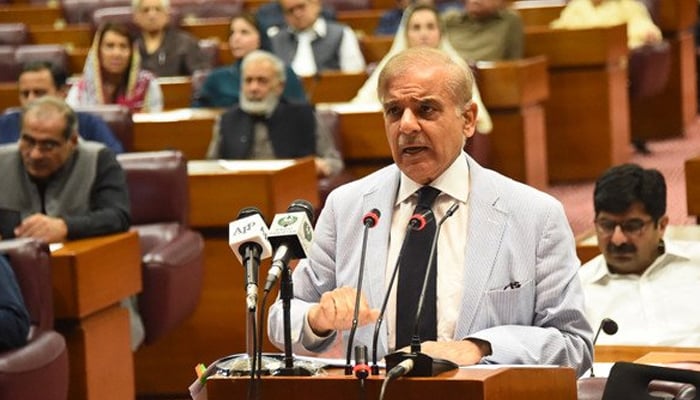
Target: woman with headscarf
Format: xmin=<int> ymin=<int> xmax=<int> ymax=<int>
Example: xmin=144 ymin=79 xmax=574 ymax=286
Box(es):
xmin=66 ymin=22 xmax=163 ymax=112
xmin=352 ymin=3 xmax=492 ymax=135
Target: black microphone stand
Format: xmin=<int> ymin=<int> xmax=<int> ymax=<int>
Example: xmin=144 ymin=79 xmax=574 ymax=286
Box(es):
xmin=273 ymin=262 xmax=312 ymax=376
xmin=384 ymin=204 xmax=460 ymax=377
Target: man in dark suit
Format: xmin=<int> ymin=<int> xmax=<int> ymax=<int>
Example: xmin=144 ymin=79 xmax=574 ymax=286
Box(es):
xmin=0 ymin=254 xmax=30 ymax=352
xmin=206 ymin=50 xmax=342 ymax=177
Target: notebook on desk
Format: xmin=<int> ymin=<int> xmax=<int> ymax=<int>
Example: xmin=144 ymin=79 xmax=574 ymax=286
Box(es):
xmin=0 ymin=207 xmax=21 ymax=239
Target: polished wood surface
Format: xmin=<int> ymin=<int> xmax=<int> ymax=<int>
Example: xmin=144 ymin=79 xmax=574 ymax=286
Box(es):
xmin=28 ymin=23 xmax=92 ymax=47
xmin=302 ymin=71 xmax=368 ymax=104
xmin=0 ymin=3 xmax=63 ymax=26
xmin=206 ymin=366 xmax=577 ymax=400
xmin=337 ymin=8 xmax=385 ymax=36
xmin=513 ymin=0 xmax=565 ymax=26
xmin=686 ymin=156 xmax=700 ymax=219
xmin=595 ymin=345 xmax=700 ymax=363
xmin=525 ymin=24 xmax=630 ymax=182
xmin=158 ymin=76 xmax=194 ymax=110
xmin=359 ymin=34 xmax=393 ymax=64
xmin=476 ymin=55 xmax=550 ymax=189
xmin=187 ymin=158 xmax=320 ymax=228
xmin=0 ymin=82 xmax=18 ymax=111
xmin=132 ymin=108 xmax=223 ymax=160
xmin=181 ymin=18 xmax=230 ymax=42
xmin=635 ymin=351 xmax=700 ymax=365
xmin=51 ymin=231 xmax=142 ymax=400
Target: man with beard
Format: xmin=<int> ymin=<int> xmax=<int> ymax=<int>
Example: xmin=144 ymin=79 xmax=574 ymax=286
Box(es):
xmin=579 ymin=163 xmax=700 ymax=346
xmin=206 ymin=50 xmax=342 ymax=177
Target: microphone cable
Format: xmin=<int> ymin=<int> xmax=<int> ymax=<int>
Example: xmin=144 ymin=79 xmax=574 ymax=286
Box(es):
xmin=379 ymin=359 xmax=414 ymax=400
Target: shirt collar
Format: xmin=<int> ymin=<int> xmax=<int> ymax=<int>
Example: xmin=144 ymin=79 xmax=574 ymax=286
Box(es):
xmin=294 ymin=17 xmax=326 ymax=38
xmin=395 ymin=152 xmax=471 ymax=206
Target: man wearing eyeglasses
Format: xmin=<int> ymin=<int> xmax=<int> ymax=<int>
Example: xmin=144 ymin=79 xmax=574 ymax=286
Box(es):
xmin=0 ymin=96 xmax=130 ymax=244
xmin=579 ymin=163 xmax=700 ymax=346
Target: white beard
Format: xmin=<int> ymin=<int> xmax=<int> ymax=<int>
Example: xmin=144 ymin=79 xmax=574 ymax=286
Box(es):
xmin=240 ymin=93 xmax=280 ymax=116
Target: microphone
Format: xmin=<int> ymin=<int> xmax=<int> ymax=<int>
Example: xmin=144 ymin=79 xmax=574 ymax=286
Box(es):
xmin=353 ymin=344 xmax=371 ymax=379
xmin=590 ymin=317 xmax=618 ymax=377
xmin=345 ymin=208 xmax=381 ymax=375
xmin=228 ymin=207 xmax=273 ymax=310
xmin=384 ymin=202 xmax=461 ymax=377
xmin=263 ymin=199 xmax=315 ymax=293
xmin=370 ymin=210 xmax=432 ymax=375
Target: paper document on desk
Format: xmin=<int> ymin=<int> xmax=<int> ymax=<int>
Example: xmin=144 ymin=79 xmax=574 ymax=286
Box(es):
xmin=217 ymin=159 xmax=297 ymax=172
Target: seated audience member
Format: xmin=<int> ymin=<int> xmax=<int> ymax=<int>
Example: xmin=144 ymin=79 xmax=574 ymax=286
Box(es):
xmin=0 ymin=96 xmax=143 ymax=349
xmin=354 ymin=4 xmax=492 ymax=135
xmin=67 ymin=22 xmax=163 ymax=112
xmin=375 ymin=0 xmax=413 ymax=35
xmin=267 ymin=0 xmax=366 ymax=77
xmin=255 ymin=0 xmax=336 ymax=49
xmin=580 ymin=164 xmax=700 ymax=346
xmin=268 ymin=47 xmax=593 ymax=376
xmin=207 ymin=50 xmax=342 ymax=177
xmin=132 ymin=0 xmax=211 ymax=76
xmin=443 ymin=0 xmax=524 ymax=62
xmin=0 ymin=61 xmax=124 ymax=154
xmin=0 ymin=254 xmax=31 ymax=352
xmin=192 ymin=12 xmax=307 ymax=108
xmin=550 ymin=0 xmax=661 ymax=49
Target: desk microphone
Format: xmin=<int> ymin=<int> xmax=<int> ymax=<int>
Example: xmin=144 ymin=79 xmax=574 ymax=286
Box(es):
xmin=370 ymin=209 xmax=434 ymax=375
xmin=345 ymin=209 xmax=381 ymax=375
xmin=228 ymin=207 xmax=273 ymax=310
xmin=590 ymin=317 xmax=618 ymax=377
xmin=384 ymin=202 xmax=460 ymax=377
xmin=263 ymin=200 xmax=315 ymax=293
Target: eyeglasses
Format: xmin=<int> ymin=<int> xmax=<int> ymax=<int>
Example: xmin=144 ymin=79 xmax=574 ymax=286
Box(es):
xmin=594 ymin=218 xmax=655 ymax=236
xmin=20 ymin=134 xmax=65 ymax=152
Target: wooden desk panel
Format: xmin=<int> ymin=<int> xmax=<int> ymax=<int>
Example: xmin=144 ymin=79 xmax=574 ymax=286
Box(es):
xmin=182 ymin=18 xmax=230 ymax=42
xmin=635 ymin=351 xmax=700 ymax=365
xmin=337 ymin=9 xmax=385 ymax=36
xmin=29 ymin=24 xmax=92 ymax=47
xmin=0 ymin=82 xmax=18 ymax=111
xmin=51 ymin=231 xmax=142 ymax=400
xmin=158 ymin=76 xmax=194 ymax=110
xmin=187 ymin=158 xmax=320 ymax=228
xmin=658 ymin=0 xmax=698 ymax=32
xmin=513 ymin=0 xmax=565 ymax=26
xmin=206 ymin=367 xmax=577 ymax=400
xmin=0 ymin=4 xmax=63 ymax=26
xmin=302 ymin=71 xmax=368 ymax=104
xmin=132 ymin=108 xmax=222 ymax=160
xmin=685 ymin=156 xmax=700 ymax=219
xmin=359 ymin=35 xmax=393 ymax=64
xmin=525 ymin=25 xmax=631 ymax=182
xmin=596 ymin=345 xmax=700 ymax=363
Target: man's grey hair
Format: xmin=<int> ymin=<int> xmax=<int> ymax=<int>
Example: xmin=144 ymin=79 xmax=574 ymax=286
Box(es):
xmin=21 ymin=96 xmax=78 ymax=140
xmin=240 ymin=50 xmax=287 ymax=84
xmin=132 ymin=0 xmax=170 ymax=10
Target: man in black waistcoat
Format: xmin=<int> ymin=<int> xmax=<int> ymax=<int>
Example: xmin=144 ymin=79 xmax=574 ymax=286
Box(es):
xmin=207 ymin=50 xmax=342 ymax=177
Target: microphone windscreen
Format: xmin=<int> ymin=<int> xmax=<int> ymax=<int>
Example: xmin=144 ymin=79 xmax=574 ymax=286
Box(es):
xmin=602 ymin=318 xmax=618 ymax=335
xmin=362 ymin=208 xmax=381 ymax=227
xmin=288 ymin=199 xmax=315 ymax=225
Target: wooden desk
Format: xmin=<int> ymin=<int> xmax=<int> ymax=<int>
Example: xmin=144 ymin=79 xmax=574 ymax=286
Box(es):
xmin=181 ymin=18 xmax=230 ymax=42
xmin=525 ymin=24 xmax=630 ymax=182
xmin=513 ymin=0 xmax=565 ymax=27
xmin=476 ymin=55 xmax=550 ymax=189
xmin=29 ymin=23 xmax=92 ymax=47
xmin=635 ymin=351 xmax=700 ymax=366
xmin=337 ymin=8 xmax=385 ymax=36
xmin=595 ymin=345 xmax=700 ymax=363
xmin=134 ymin=159 xmax=320 ymax=397
xmin=685 ymin=155 xmax=700 ymax=220
xmin=0 ymin=82 xmax=18 ymax=111
xmin=132 ymin=108 xmax=223 ymax=160
xmin=187 ymin=158 xmax=320 ymax=228
xmin=302 ymin=71 xmax=368 ymax=104
xmin=359 ymin=35 xmax=393 ymax=64
xmin=0 ymin=4 xmax=63 ymax=26
xmin=51 ymin=231 xmax=142 ymax=400
xmin=206 ymin=366 xmax=577 ymax=400
xmin=157 ymin=76 xmax=194 ymax=110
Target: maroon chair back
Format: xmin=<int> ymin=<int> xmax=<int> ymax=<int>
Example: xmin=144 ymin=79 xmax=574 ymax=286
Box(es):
xmin=62 ymin=0 xmax=131 ymax=24
xmin=73 ymin=104 xmax=134 ymax=151
xmin=15 ymin=45 xmax=70 ymax=77
xmin=0 ymin=23 xmax=28 ymax=46
xmin=0 ymin=239 xmax=69 ymax=400
xmin=0 ymin=46 xmax=19 ymax=82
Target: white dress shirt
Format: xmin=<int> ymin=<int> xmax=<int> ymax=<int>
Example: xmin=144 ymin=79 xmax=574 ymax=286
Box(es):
xmin=579 ymin=239 xmax=700 ymax=346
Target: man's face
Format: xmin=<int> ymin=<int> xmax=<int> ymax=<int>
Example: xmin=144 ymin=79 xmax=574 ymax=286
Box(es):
xmin=240 ymin=59 xmax=283 ymax=114
xmin=281 ymin=0 xmax=321 ymax=31
xmin=595 ymin=202 xmax=668 ymax=275
xmin=19 ymin=109 xmax=78 ymax=180
xmin=18 ymin=69 xmax=60 ymax=107
xmin=133 ymin=0 xmax=170 ymax=34
xmin=466 ymin=0 xmax=504 ymax=19
xmin=99 ymin=30 xmax=132 ymax=76
xmin=380 ymin=65 xmax=476 ymax=184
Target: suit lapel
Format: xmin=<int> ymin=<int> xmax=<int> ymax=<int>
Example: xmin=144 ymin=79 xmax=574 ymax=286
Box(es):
xmin=454 ymin=161 xmax=508 ymax=339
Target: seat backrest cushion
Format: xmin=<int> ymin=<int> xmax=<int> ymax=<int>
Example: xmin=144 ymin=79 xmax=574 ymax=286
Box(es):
xmin=73 ymin=104 xmax=134 ymax=151
xmin=116 ymin=150 xmax=190 ymax=226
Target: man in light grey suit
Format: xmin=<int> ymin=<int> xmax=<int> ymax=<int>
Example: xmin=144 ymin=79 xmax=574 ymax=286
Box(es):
xmin=268 ymin=47 xmax=593 ymax=376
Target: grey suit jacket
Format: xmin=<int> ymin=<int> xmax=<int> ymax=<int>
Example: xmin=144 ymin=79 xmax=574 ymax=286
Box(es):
xmin=268 ymin=155 xmax=593 ymax=376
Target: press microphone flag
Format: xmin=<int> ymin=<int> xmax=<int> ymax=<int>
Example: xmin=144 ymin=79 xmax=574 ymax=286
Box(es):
xmin=228 ymin=207 xmax=272 ymax=310
xmin=263 ymin=200 xmax=315 ymax=292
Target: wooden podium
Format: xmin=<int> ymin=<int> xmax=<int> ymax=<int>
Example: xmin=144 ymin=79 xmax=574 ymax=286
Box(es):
xmin=205 ymin=366 xmax=577 ymax=400
xmin=50 ymin=231 xmax=142 ymax=400
xmin=134 ymin=158 xmax=320 ymax=396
